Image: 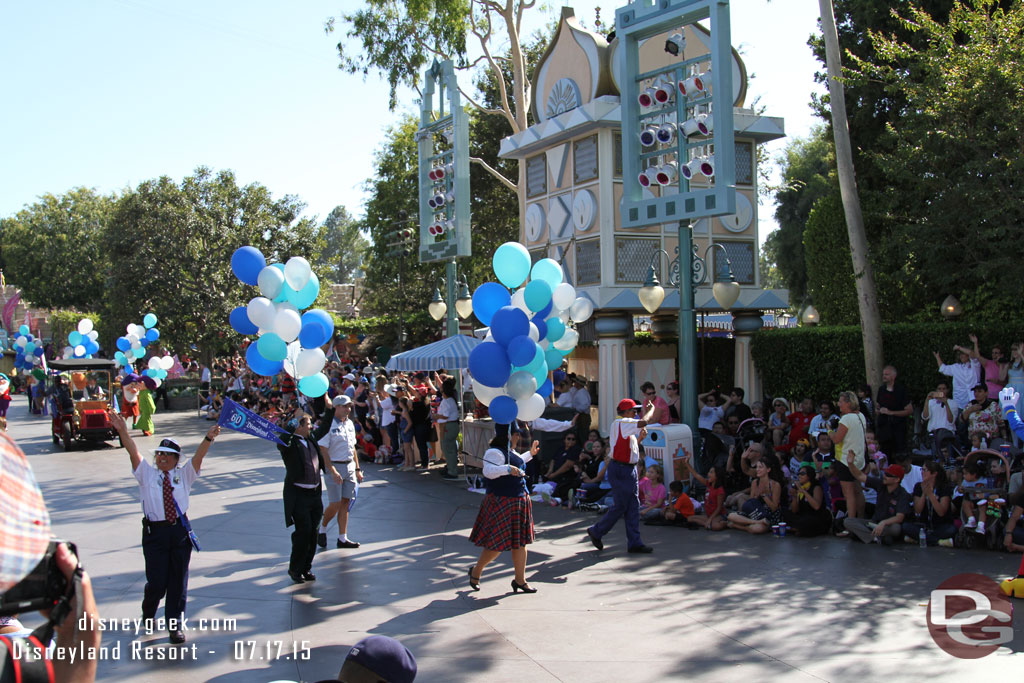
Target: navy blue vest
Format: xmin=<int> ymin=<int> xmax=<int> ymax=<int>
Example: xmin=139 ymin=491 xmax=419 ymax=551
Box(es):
xmin=485 ymin=448 xmax=528 ymax=498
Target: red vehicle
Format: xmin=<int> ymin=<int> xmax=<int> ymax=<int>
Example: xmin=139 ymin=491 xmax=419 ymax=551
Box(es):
xmin=49 ymin=358 xmax=118 ymax=451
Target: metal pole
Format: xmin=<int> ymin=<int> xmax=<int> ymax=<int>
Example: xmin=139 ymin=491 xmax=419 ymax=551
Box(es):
xmin=678 ymin=220 xmax=700 ymax=456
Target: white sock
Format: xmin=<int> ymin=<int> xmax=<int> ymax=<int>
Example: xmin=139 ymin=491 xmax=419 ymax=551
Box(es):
xmin=338 ymin=533 xmax=348 ymax=543
xmin=319 ymin=525 xmax=329 ymax=534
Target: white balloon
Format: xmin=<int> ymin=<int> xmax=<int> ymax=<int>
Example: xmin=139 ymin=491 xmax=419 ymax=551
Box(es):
xmin=274 ymin=309 xmax=302 ymax=343
xmin=74 ymin=344 xmax=86 ymax=356
xmin=152 ymin=378 xmax=163 ymax=388
xmin=510 ymin=287 xmax=530 ymax=315
xmin=148 ymin=357 xmax=161 ymax=370
xmin=473 ymin=382 xmax=507 ymax=407
xmin=257 ymin=265 xmax=286 ymax=299
xmin=87 ymin=330 xmax=99 ymax=341
xmin=77 ymin=318 xmax=94 ymax=335
xmin=275 ymin=301 xmax=300 ymax=315
xmin=247 ymin=296 xmax=276 ymax=329
xmin=553 ymin=328 xmax=579 ymax=351
xmin=284 ymin=256 xmax=312 ymax=291
xmin=295 ymin=347 xmax=327 ymax=378
xmin=127 ymin=334 xmax=139 ymax=344
xmin=551 ymin=283 xmax=576 ymax=311
xmin=516 ymin=393 xmax=546 ymax=421
xmin=63 ymin=345 xmax=73 ymax=357
xmin=483 ymin=331 xmax=494 ymax=343
xmin=538 ymin=339 xmax=550 ymax=350
xmin=283 ymin=341 xmax=302 ymax=377
xmin=125 ymin=324 xmax=134 ymax=335
xmin=559 ymin=311 xmax=570 ymax=323
xmin=569 ymin=297 xmax=594 ymax=323
xmin=131 ymin=341 xmax=142 ymax=350
xmin=15 ymin=336 xmax=26 ymax=348
xmin=133 ymin=324 xmax=147 ymax=338
xmin=160 ymin=355 xmax=175 ymax=370
xmin=506 ymin=370 xmax=538 ymax=401
xmin=527 ymin=322 xmax=540 ymax=342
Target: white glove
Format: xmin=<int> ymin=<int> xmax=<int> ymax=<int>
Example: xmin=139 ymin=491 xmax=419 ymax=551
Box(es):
xmin=999 ymin=387 xmax=1019 ymax=413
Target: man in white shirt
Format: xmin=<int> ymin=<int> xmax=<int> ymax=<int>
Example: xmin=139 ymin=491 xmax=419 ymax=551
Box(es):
xmin=923 ymin=381 xmax=958 ymax=460
xmin=934 ymin=346 xmax=981 ymax=411
xmin=380 ymin=384 xmax=397 ymax=460
xmin=571 ymin=375 xmax=591 ymax=442
xmin=555 ymin=378 xmax=574 ymax=408
xmin=317 ymin=395 xmax=364 ymax=549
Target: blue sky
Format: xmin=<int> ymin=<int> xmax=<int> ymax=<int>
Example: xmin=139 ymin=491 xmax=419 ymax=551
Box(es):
xmin=0 ymin=1 xmax=823 ymax=240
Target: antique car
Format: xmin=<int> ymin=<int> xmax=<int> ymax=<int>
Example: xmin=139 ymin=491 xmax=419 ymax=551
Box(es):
xmin=49 ymin=358 xmax=118 ymax=450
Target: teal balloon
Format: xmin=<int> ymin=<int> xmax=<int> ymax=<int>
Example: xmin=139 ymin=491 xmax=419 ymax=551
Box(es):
xmin=545 ymin=347 xmax=564 ymax=372
xmin=524 ymin=345 xmax=546 ymax=373
xmin=18 ymin=325 xmax=29 ymax=336
xmin=546 ymin=318 xmax=566 ymax=342
xmin=68 ymin=331 xmax=82 ymax=346
xmin=298 ymin=372 xmax=329 ymax=398
xmin=492 ymin=242 xmax=531 ymax=289
xmin=256 ymin=332 xmax=288 ymax=361
xmin=530 ymin=258 xmax=564 ymax=289
xmin=143 ymin=313 xmax=158 ymax=329
xmin=524 ymin=280 xmax=552 ymax=312
xmin=287 ymin=271 xmax=320 ymax=310
xmin=24 ymin=342 xmax=35 ymax=355
xmin=530 ymin=362 xmax=548 ymax=385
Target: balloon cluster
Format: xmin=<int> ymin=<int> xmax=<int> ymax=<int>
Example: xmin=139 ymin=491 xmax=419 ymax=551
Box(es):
xmin=229 ymin=246 xmax=334 ymax=397
xmin=13 ymin=325 xmax=44 ymax=373
xmin=113 ymin=313 xmax=160 ymax=371
xmin=467 ymin=242 xmax=594 ymax=424
xmin=61 ymin=318 xmax=101 ymax=359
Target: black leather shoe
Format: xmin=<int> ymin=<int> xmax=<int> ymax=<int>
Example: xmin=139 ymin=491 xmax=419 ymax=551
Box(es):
xmin=317 ymin=532 xmax=327 ymax=549
xmin=337 ymin=539 xmax=360 ymax=549
xmin=169 ymin=629 xmax=186 ymax=644
xmin=301 ymin=571 xmax=316 ymax=581
xmin=288 ymin=571 xmax=306 ymax=584
xmin=586 ymin=528 xmax=604 ymax=551
xmin=441 ymin=472 xmax=459 ymax=480
xmin=511 ymin=580 xmax=538 ymax=594
xmin=628 ymin=545 xmax=654 ymax=554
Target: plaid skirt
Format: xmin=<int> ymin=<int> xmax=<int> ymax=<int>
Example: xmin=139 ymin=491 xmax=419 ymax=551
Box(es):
xmin=470 ymin=493 xmax=534 ymax=551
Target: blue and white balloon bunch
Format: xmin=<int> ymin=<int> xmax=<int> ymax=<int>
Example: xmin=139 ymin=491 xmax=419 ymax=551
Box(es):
xmin=61 ymin=318 xmax=101 ymax=359
xmin=13 ymin=325 xmax=44 ymax=372
xmin=467 ymin=242 xmax=594 ymax=424
xmin=228 ymin=246 xmax=334 ymax=398
xmin=113 ymin=313 xmax=160 ymax=370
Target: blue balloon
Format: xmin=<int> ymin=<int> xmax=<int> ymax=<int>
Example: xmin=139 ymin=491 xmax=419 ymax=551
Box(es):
xmin=524 ymin=279 xmax=552 ymax=312
xmin=299 ymin=309 xmax=334 ymax=348
xmin=84 ymin=340 xmax=98 ymax=355
xmin=246 ymin=342 xmax=283 ymax=376
xmin=145 ymin=328 xmax=160 ymax=342
xmin=532 ymin=317 xmax=548 ymax=342
xmin=546 ymin=318 xmax=566 ymax=342
xmin=18 ymin=325 xmax=28 ymax=336
xmin=471 ymin=282 xmax=511 ymax=326
xmin=286 ymin=272 xmax=320 ymax=310
xmin=492 ymin=242 xmax=532 ymax=289
xmin=506 ymin=335 xmax=537 ymax=367
xmin=33 ymin=346 xmax=43 ymax=357
xmin=68 ymin=331 xmax=82 ymax=346
xmin=143 ymin=313 xmax=158 ymax=329
xmin=256 ymin=332 xmax=287 ymax=361
xmin=489 ymin=395 xmax=519 ymax=424
xmin=298 ymin=373 xmax=329 ymax=398
xmin=116 ymin=336 xmax=131 ymax=351
xmin=229 ymin=306 xmax=259 ymax=335
xmin=537 ymin=299 xmax=553 ymax=319
xmin=139 ymin=338 xmax=149 ymax=348
xmin=468 ymin=341 xmax=511 ymax=388
xmin=538 ymin=378 xmax=553 ymax=397
xmin=231 ymin=246 xmax=266 ymax=286
xmin=490 ymin=306 xmax=530 ymax=348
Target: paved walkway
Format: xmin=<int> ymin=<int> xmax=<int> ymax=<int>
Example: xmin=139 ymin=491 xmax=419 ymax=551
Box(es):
xmin=9 ymin=404 xmax=1024 ymax=681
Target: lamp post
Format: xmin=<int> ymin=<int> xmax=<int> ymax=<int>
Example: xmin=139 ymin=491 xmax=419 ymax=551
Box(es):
xmin=940 ymin=295 xmax=962 ymax=320
xmin=428 ymin=273 xmax=473 ymax=330
xmin=638 ymin=242 xmax=741 ymax=450
xmin=799 ymin=302 xmax=820 ymax=326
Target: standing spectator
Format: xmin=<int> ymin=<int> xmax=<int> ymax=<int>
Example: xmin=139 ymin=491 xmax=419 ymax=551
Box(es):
xmin=436 ymin=379 xmax=461 ymax=480
xmin=722 ymin=387 xmax=752 ymax=424
xmin=923 ymin=381 xmax=958 ymax=460
xmin=697 ymin=390 xmax=724 ymax=436
xmin=380 ymin=383 xmax=398 ymax=459
xmin=640 ymin=381 xmax=670 ymax=425
xmin=571 ymin=374 xmax=592 ymax=443
xmin=875 ymin=365 xmax=912 ymax=458
xmin=665 ymin=381 xmax=681 ymax=424
xmin=973 ymin=333 xmax=1007 ymax=398
xmin=857 ymin=384 xmax=876 ymax=431
xmin=934 ymin=343 xmax=981 ymax=411
xmin=829 ymin=391 xmax=867 ymax=520
xmin=555 ymin=377 xmax=574 ymax=408
xmin=786 ymin=398 xmax=815 ymax=449
xmin=409 ymin=385 xmax=432 ymax=469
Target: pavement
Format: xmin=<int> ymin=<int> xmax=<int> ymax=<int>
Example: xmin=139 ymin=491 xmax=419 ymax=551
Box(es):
xmin=7 ymin=402 xmax=1024 ymax=681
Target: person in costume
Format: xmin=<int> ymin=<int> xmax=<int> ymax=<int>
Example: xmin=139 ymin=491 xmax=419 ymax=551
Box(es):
xmin=121 ymin=372 xmax=142 ymax=428
xmin=136 ymin=376 xmax=157 ymax=436
xmin=0 ymin=372 xmax=11 ymax=418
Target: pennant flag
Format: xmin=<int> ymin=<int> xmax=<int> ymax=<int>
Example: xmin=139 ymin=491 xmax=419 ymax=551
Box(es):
xmin=217 ymin=398 xmax=288 ymax=445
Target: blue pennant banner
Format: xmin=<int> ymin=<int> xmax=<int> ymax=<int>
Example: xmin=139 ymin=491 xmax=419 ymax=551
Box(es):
xmin=217 ymin=397 xmax=288 ymax=445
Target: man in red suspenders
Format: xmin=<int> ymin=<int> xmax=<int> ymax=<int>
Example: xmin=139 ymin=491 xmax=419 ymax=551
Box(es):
xmin=585 ymin=398 xmax=656 ymax=553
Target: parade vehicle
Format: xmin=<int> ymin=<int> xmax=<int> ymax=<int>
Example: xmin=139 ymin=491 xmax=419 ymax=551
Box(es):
xmin=49 ymin=358 xmax=118 ymax=451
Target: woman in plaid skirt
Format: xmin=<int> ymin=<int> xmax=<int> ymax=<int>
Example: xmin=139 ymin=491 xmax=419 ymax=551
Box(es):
xmin=468 ymin=424 xmax=541 ymax=594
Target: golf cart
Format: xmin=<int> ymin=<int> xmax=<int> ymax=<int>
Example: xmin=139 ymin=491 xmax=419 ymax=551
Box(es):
xmin=49 ymin=358 xmax=118 ymax=451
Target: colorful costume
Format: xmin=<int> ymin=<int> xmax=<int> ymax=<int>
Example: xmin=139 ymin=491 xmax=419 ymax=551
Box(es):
xmin=121 ymin=373 xmax=141 ymax=426
xmin=0 ymin=374 xmax=10 ymax=417
xmin=137 ymin=384 xmax=156 ymax=436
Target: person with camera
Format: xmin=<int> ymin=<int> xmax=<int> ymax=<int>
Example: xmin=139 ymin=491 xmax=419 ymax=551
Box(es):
xmin=828 ymin=391 xmax=867 ymax=520
xmin=108 ymin=410 xmax=219 ymax=644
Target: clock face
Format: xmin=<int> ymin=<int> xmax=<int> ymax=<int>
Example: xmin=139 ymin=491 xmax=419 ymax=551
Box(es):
xmin=572 ymin=189 xmax=596 ymax=232
xmin=720 ymin=192 xmax=753 ymax=233
xmin=525 ymin=203 xmax=545 ymax=242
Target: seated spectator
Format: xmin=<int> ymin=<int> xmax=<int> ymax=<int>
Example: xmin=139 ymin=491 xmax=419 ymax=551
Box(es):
xmin=639 ymin=382 xmax=671 ymax=425
xmin=583 ymin=429 xmax=602 ymax=455
xmin=724 ymin=442 xmax=764 ymax=509
xmin=961 ymin=383 xmax=1004 ymax=449
xmin=784 ymin=466 xmax=832 ymax=537
xmin=808 ymin=400 xmax=837 ymax=438
xmin=958 ymin=463 xmax=987 ymax=532
xmin=544 ymin=431 xmax=583 ymax=499
xmin=578 ymin=439 xmax=612 ymax=504
xmin=840 ymin=460 xmax=911 ymax=544
xmin=750 ymin=400 xmax=766 ymax=422
xmin=680 ymin=455 xmax=727 ymax=530
xmin=809 ymin=431 xmax=833 ymax=470
xmin=724 ymin=413 xmax=742 ymax=437
xmin=723 ymin=387 xmax=752 ymax=424
xmin=727 ymin=454 xmax=785 ymax=534
xmin=1003 ymin=491 xmax=1024 ymax=552
xmin=857 ymin=384 xmax=875 ymax=432
xmin=786 ymin=398 xmax=815 ymax=449
xmin=923 ymin=381 xmax=958 ymax=460
xmin=901 ymin=461 xmax=956 ymax=546
xmin=645 ymin=480 xmax=696 ymax=526
xmin=639 ymin=464 xmax=667 ymax=519
xmin=787 ymin=438 xmax=811 ymax=477
xmin=697 ymin=390 xmax=724 ymax=436
xmin=865 ymin=430 xmax=887 ymax=469
xmin=665 ymin=381 xmax=682 ymax=424
xmin=768 ymin=397 xmax=791 ymax=448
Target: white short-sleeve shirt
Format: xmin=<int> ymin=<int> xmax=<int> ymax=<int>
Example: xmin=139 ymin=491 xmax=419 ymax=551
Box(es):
xmin=134 ymin=459 xmax=198 ymax=521
xmin=319 ymin=418 xmax=357 ymax=463
xmin=437 ymin=397 xmax=458 ymax=424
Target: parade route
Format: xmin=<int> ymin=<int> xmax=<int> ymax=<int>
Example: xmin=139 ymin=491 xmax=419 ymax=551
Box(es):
xmin=10 ymin=406 xmax=1024 ymax=681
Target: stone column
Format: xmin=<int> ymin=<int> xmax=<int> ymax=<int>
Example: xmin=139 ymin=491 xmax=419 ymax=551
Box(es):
xmin=594 ymin=311 xmax=633 ymax=437
xmin=731 ymin=310 xmax=763 ymax=402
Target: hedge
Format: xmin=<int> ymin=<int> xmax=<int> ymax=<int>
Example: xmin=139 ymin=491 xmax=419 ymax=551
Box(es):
xmin=751 ymin=321 xmax=1024 ymax=404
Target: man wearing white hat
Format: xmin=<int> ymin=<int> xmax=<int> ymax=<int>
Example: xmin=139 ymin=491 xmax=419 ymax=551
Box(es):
xmin=318 ymin=395 xmax=364 ymax=549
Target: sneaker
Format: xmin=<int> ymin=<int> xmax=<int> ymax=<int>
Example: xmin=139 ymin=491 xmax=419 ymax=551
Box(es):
xmin=903 ymin=536 xmax=916 ymax=545
xmin=977 ymin=521 xmax=986 ymax=534
xmin=965 ymin=516 xmax=977 ymax=529
xmin=938 ymin=538 xmax=954 ymax=548
xmin=336 ymin=539 xmax=360 ymax=549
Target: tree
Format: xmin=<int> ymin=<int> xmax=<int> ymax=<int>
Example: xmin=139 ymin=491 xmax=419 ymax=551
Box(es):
xmin=803 ymin=190 xmax=859 ymax=325
xmin=0 ymin=188 xmax=113 ymax=310
xmin=317 ymin=205 xmax=368 ymax=283
xmin=103 ymin=167 xmax=321 ymax=364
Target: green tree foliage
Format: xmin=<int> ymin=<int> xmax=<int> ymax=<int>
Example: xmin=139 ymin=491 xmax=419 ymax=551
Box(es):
xmin=803 ymin=190 xmax=859 ymax=325
xmin=0 ymin=188 xmax=113 ymax=310
xmin=103 ymin=167 xmax=321 ymax=363
xmin=317 ymin=205 xmax=368 ymax=283
xmin=846 ymin=0 xmax=1024 ymax=320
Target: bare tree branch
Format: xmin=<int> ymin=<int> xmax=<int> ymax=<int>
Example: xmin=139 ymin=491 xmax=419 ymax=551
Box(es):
xmin=470 ymin=1 xmax=518 ymax=131
xmin=470 ymin=157 xmax=517 ymax=192
xmin=459 ymin=87 xmax=506 ymax=116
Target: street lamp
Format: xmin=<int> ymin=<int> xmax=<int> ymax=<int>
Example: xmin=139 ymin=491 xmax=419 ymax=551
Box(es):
xmin=800 ymin=302 xmax=820 ymax=326
xmin=427 ymin=274 xmax=472 ymax=322
xmin=940 ymin=295 xmax=962 ymax=320
xmin=639 ymin=244 xmax=741 ymax=314
xmin=428 ymin=285 xmax=447 ymax=322
xmin=778 ymin=312 xmax=793 ymax=328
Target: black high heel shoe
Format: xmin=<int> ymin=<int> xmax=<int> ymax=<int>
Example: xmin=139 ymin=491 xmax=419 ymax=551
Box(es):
xmin=468 ymin=567 xmax=480 ymax=591
xmin=511 ymin=580 xmax=537 ymax=594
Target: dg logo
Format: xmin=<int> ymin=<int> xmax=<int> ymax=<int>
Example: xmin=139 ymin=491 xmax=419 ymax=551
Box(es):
xmin=928 ymin=573 xmax=1013 ymax=658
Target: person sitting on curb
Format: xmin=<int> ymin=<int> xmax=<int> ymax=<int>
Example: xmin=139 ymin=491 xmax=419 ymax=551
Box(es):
xmin=839 ymin=459 xmax=912 ymax=544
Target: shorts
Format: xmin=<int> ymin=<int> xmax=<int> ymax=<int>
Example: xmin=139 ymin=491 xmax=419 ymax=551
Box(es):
xmin=834 ymin=461 xmax=855 ymax=483
xmin=325 ymin=460 xmax=357 ymax=501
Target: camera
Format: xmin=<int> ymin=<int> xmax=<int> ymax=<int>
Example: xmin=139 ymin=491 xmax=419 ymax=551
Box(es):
xmin=829 ymin=415 xmax=840 ymax=430
xmin=0 ymin=540 xmax=76 ymax=617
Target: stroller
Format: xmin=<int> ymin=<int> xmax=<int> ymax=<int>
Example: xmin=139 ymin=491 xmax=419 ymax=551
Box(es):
xmin=955 ymin=449 xmax=1012 ymax=550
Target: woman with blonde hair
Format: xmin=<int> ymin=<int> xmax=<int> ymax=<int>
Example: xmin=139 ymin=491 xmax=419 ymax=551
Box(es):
xmin=829 ymin=390 xmax=867 ymax=520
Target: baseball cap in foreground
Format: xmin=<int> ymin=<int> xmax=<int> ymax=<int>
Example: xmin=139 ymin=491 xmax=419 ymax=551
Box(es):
xmin=883 ymin=464 xmax=905 ymax=480
xmin=333 ymin=395 xmax=353 ymax=407
xmin=339 ymin=635 xmax=417 ymax=683
xmin=0 ymin=432 xmax=52 ymax=592
xmin=617 ymin=398 xmax=638 ymax=413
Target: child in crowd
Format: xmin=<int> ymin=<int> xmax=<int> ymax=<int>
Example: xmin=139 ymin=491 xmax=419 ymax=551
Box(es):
xmin=583 ymin=429 xmax=602 ymax=455
xmin=658 ymin=480 xmax=697 ymax=525
xmin=639 ymin=464 xmax=667 ymax=519
xmin=959 ymin=463 xmax=987 ymax=532
xmin=865 ymin=430 xmax=887 ymax=469
xmin=680 ymin=455 xmax=727 ymax=530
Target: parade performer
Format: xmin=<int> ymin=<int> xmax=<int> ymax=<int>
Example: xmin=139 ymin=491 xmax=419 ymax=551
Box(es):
xmin=585 ymin=397 xmax=657 ymax=554
xmin=109 ymin=410 xmax=219 ymax=643
xmin=469 ymin=423 xmax=541 ymax=594
xmin=121 ymin=372 xmax=141 ymax=428
xmin=0 ymin=373 xmax=11 ymax=418
xmin=317 ymin=395 xmax=364 ymax=549
xmin=137 ymin=376 xmax=157 ymax=436
xmin=998 ymin=387 xmax=1024 ymax=598
xmin=278 ymin=409 xmax=341 ymax=584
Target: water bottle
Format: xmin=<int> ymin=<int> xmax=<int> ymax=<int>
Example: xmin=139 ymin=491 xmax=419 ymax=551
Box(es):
xmin=568 ymin=489 xmax=576 ymax=510
xmin=918 ymin=527 xmax=927 ymax=548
